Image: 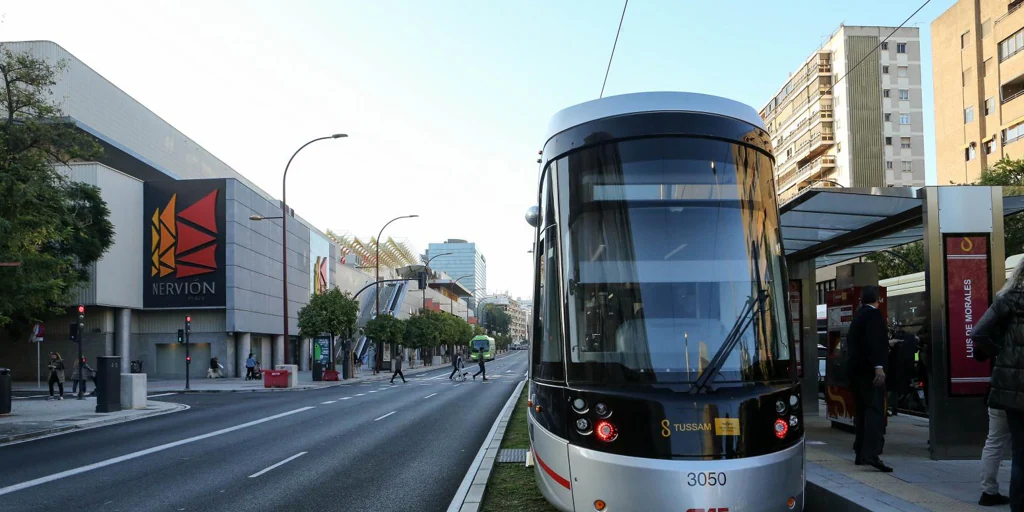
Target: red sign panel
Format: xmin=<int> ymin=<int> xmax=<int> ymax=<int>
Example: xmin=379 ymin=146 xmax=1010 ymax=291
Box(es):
xmin=945 ymin=235 xmax=992 ymax=396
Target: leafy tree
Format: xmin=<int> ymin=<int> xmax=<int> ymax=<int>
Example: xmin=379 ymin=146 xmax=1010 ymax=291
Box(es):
xmin=484 ymin=304 xmax=512 ymax=336
xmin=0 ymin=46 xmax=114 ymax=332
xmin=977 ymin=157 xmax=1024 ymax=256
xmin=365 ymin=314 xmax=405 ymax=368
xmin=473 ymin=325 xmax=485 ymax=336
xmin=865 ymin=242 xmax=925 ymax=280
xmin=405 ymin=309 xmax=443 ymax=362
xmin=297 ymin=288 xmax=359 ymax=367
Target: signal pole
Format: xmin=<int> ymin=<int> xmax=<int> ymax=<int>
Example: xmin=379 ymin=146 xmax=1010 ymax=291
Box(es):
xmin=185 ymin=315 xmax=192 ymax=391
xmin=76 ymin=305 xmax=85 ymax=400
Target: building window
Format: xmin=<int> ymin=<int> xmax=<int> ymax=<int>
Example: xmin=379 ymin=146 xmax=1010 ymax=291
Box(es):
xmin=897 ymin=43 xmax=907 ymax=54
xmin=1000 ymin=30 xmax=1024 ymax=62
xmin=1004 ymin=121 xmax=1024 ymax=144
xmin=898 ymin=66 xmax=908 ymax=78
xmin=883 ymin=65 xmax=890 ymax=74
xmin=962 ymin=31 xmax=971 ymax=49
xmin=885 ymin=113 xmax=892 ymax=122
xmin=899 ymin=89 xmax=910 ymax=101
xmin=986 ymin=97 xmax=995 ymax=115
xmin=966 ymin=145 xmax=977 ymax=161
xmin=901 ymin=160 xmax=912 ymax=172
xmin=883 ymin=89 xmax=890 ymax=98
xmin=901 ymin=137 xmax=911 ymax=149
xmin=985 ymin=58 xmax=993 ymax=77
xmin=900 ymin=114 xmax=911 ymax=125
xmin=882 ymin=42 xmax=889 ymax=50
xmin=965 ymin=106 xmax=975 ymax=123
xmin=986 ymin=139 xmax=995 ymax=155
xmin=885 ymin=136 xmax=893 ymax=146
xmin=886 ymin=160 xmax=894 ymax=170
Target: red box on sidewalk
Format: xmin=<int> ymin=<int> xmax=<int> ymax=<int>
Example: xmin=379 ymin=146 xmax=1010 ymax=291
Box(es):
xmin=323 ymin=369 xmax=340 ymax=381
xmin=263 ymin=369 xmax=289 ymax=388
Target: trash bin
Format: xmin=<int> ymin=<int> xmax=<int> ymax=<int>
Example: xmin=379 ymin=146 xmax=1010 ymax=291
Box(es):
xmin=0 ymin=368 xmax=11 ymax=415
xmin=263 ymin=369 xmax=289 ymax=388
xmin=96 ymin=356 xmax=122 ymax=413
xmin=312 ymin=361 xmax=323 ymax=382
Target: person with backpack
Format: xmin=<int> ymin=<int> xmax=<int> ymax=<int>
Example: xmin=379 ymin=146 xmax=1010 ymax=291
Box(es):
xmin=390 ymin=351 xmax=407 ymax=384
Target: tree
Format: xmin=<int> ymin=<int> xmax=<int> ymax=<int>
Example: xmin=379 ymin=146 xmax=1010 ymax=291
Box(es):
xmin=0 ymin=46 xmax=114 ymax=331
xmin=405 ymin=309 xmax=443 ymax=363
xmin=297 ymin=288 xmax=359 ymax=367
xmin=865 ymin=242 xmax=925 ymax=280
xmin=483 ymin=304 xmax=512 ymax=336
xmin=364 ymin=314 xmax=405 ymax=369
xmin=977 ymin=156 xmax=1024 ymax=256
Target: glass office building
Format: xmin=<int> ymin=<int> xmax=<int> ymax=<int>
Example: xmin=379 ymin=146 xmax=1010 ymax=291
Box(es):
xmin=425 ymin=239 xmax=487 ymax=309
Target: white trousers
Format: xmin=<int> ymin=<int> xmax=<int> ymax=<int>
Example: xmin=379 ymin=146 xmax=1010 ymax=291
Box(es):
xmin=982 ymin=407 xmax=1011 ymax=495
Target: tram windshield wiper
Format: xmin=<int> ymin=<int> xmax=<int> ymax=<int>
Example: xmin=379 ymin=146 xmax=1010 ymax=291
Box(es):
xmin=690 ymin=288 xmax=766 ymax=394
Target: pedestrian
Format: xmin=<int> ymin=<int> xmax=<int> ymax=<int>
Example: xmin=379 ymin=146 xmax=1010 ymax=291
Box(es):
xmin=245 ymin=353 xmax=257 ymax=380
xmin=846 ymin=285 xmax=892 ymax=472
xmin=207 ymin=357 xmax=223 ymax=378
xmin=473 ymin=347 xmax=487 ymax=381
xmin=71 ymin=359 xmax=95 ymax=395
xmin=47 ymin=352 xmax=65 ymax=400
xmin=390 ymin=351 xmax=407 ymax=384
xmin=450 ymin=351 xmax=464 ymax=380
xmin=971 ymin=256 xmax=1024 ymax=510
xmin=886 ymin=326 xmax=917 ymax=416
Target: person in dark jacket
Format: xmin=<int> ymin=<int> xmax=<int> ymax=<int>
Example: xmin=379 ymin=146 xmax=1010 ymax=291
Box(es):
xmin=449 ymin=351 xmax=464 ymax=380
xmin=972 ymin=258 xmax=1024 ymax=511
xmin=390 ymin=352 xmax=407 ymax=384
xmin=886 ymin=327 xmax=918 ymax=416
xmin=47 ymin=352 xmax=65 ymax=400
xmin=473 ymin=347 xmax=487 ymax=381
xmin=846 ymin=285 xmax=892 ymax=472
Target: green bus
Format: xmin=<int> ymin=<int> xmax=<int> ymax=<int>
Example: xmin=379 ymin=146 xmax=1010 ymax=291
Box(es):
xmin=469 ymin=335 xmax=495 ymax=362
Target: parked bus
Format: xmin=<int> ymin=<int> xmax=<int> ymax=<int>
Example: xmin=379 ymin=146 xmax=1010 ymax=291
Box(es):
xmin=469 ymin=335 xmax=495 ymax=362
xmin=525 ymin=92 xmax=804 ymax=511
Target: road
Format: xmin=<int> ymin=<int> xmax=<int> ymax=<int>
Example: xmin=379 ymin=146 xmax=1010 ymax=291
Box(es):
xmin=1 ymin=351 xmax=528 ymax=512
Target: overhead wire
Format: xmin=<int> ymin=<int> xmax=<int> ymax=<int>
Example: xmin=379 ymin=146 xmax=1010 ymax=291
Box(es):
xmin=600 ymin=0 xmax=629 ymax=99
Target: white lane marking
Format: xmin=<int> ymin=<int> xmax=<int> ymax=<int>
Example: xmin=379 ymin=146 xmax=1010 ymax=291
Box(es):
xmin=0 ymin=406 xmax=315 ymax=497
xmin=147 ymin=393 xmax=178 ymax=398
xmin=424 ymin=393 xmax=437 ymax=399
xmin=339 ymin=397 xmax=353 ymax=400
xmin=454 ymin=384 xmax=463 ymax=388
xmin=506 ymin=370 xmax=512 ymax=373
xmin=373 ymin=411 xmax=396 ymax=422
xmin=248 ymin=452 xmax=307 ymax=478
xmin=368 ymin=390 xmax=378 ymax=393
xmin=321 ymin=401 xmax=336 ymax=404
xmin=355 ymin=393 xmax=365 ymax=396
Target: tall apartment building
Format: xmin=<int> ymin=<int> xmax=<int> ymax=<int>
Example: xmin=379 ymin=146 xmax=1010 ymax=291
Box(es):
xmin=425 ymin=239 xmax=487 ymax=309
xmin=480 ymin=294 xmax=528 ymax=341
xmin=933 ymin=0 xmax=1024 ymax=185
xmin=760 ymin=25 xmax=925 ymax=203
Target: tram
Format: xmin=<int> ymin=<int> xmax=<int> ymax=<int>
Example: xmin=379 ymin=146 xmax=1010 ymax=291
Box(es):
xmin=524 ymin=92 xmax=804 ymax=511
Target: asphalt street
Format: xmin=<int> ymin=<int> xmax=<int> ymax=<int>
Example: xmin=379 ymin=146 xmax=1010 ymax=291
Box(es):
xmin=1 ymin=351 xmax=529 ymax=512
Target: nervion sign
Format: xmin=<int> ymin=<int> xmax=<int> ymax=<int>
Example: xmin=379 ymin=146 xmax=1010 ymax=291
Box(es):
xmin=143 ymin=180 xmax=227 ymax=308
xmin=944 ymin=235 xmax=992 ymax=396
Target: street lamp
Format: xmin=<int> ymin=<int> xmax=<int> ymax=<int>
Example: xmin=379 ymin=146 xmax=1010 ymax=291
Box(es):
xmin=374 ymin=215 xmax=419 ymax=317
xmin=278 ymin=134 xmax=346 ymax=369
xmin=422 ymin=252 xmax=453 ymax=311
xmin=450 ymin=275 xmax=472 ymax=315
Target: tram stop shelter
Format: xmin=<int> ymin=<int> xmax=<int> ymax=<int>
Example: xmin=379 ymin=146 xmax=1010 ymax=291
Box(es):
xmin=783 ymin=186 xmax=1024 ymax=511
xmin=783 ymin=185 xmax=1024 ymax=460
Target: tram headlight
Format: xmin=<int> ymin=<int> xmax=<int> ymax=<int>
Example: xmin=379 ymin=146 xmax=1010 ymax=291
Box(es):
xmin=594 ymin=420 xmax=618 ymax=442
xmin=789 ymin=415 xmax=799 ymax=428
xmin=572 ymin=398 xmax=589 ymax=414
xmin=576 ymin=418 xmax=591 ymax=433
xmin=594 ymin=402 xmax=610 ymax=418
xmin=775 ymin=400 xmax=787 ymax=415
xmin=774 ymin=418 xmax=789 ymax=439
xmin=790 ymin=395 xmax=799 ymax=408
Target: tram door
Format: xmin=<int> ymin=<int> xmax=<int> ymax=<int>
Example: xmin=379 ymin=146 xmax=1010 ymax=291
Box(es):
xmin=825 ymin=286 xmax=888 ymax=429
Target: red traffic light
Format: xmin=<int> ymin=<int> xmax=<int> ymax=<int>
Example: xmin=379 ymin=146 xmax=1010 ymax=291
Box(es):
xmin=186 ymin=316 xmax=191 ymax=323
xmin=77 ymin=305 xmax=85 ymax=314
xmin=186 ymin=356 xmax=191 ymax=362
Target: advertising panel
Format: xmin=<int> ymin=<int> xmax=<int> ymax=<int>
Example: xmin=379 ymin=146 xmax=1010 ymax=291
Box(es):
xmin=944 ymin=235 xmax=993 ymax=396
xmin=310 ymin=231 xmax=331 ymax=296
xmin=144 ymin=180 xmax=227 ymax=308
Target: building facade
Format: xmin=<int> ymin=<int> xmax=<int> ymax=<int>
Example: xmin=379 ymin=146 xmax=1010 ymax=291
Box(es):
xmin=478 ymin=294 xmax=527 ymax=341
xmin=425 ymin=239 xmax=487 ymax=309
xmin=933 ymin=0 xmax=1024 ymax=185
xmin=760 ymin=25 xmax=925 ymax=203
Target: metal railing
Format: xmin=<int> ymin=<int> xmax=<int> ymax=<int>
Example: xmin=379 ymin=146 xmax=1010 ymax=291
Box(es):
xmin=1003 ymin=88 xmax=1024 ymax=104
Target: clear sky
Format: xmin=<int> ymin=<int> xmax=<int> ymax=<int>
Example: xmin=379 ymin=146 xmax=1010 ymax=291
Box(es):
xmin=1 ymin=0 xmax=956 ymax=300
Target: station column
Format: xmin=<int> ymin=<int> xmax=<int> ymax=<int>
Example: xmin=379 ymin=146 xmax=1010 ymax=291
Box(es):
xmin=786 ymin=258 xmax=820 ymax=415
xmin=922 ymin=186 xmax=1006 ymax=459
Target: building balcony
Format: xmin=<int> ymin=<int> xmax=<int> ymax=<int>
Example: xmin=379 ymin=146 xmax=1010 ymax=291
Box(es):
xmin=778 ymin=154 xmax=836 ymax=190
xmin=818 ymin=63 xmax=832 ymax=74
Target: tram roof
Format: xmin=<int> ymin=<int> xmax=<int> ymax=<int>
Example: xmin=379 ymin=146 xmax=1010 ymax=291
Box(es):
xmin=781 ymin=186 xmax=1024 ymax=268
xmin=545 ymin=92 xmax=765 ymax=143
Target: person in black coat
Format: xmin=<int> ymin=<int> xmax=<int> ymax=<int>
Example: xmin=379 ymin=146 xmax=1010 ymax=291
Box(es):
xmin=846 ymin=285 xmax=893 ymax=472
xmin=886 ymin=327 xmax=918 ymax=416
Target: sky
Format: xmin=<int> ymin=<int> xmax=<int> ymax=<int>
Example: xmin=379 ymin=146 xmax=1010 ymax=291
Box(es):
xmin=1 ymin=0 xmax=956 ymax=300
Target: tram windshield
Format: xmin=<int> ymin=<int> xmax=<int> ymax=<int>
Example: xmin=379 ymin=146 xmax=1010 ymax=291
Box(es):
xmin=558 ymin=136 xmax=792 ymax=386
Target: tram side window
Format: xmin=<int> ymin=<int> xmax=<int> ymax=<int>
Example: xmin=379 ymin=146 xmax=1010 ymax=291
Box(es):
xmin=532 ymin=174 xmax=565 ymax=382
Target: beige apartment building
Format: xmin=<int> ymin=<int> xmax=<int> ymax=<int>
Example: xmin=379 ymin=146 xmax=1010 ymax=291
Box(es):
xmin=760 ymin=25 xmax=925 ymax=203
xmin=933 ymin=0 xmax=1024 ymax=184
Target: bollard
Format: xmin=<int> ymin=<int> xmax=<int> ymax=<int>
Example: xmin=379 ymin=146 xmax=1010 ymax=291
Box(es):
xmin=0 ymin=368 xmax=11 ymax=415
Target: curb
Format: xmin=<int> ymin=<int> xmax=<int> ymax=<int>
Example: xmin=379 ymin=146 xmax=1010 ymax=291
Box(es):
xmin=447 ymin=377 xmax=526 ymax=512
xmin=0 ymin=401 xmax=190 ymax=447
xmin=805 ymin=463 xmax=902 ymax=512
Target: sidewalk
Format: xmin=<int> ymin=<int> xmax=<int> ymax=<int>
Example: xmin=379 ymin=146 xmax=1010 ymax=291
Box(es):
xmin=806 ymin=404 xmax=1006 ymax=511
xmin=0 ymin=397 xmax=185 ymax=445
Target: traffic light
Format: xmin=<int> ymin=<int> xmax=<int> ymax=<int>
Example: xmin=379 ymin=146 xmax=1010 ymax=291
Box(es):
xmin=177 ymin=329 xmax=184 ymax=344
xmin=73 ymin=305 xmax=85 ymax=344
xmin=417 ymin=272 xmax=427 ymax=290
xmin=69 ymin=323 xmax=79 ymax=342
xmin=186 ymin=355 xmax=191 ymax=364
xmin=185 ymin=315 xmax=191 ymax=334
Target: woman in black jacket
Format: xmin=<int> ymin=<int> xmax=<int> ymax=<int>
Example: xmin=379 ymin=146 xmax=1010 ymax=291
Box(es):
xmin=973 ymin=259 xmax=1024 ymax=512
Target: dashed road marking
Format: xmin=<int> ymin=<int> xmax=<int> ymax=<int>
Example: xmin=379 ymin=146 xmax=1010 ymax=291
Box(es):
xmin=249 ymin=452 xmax=307 ymax=478
xmin=321 ymin=401 xmax=336 ymax=404
xmin=424 ymin=393 xmax=437 ymax=399
xmin=374 ymin=411 xmax=396 ymax=421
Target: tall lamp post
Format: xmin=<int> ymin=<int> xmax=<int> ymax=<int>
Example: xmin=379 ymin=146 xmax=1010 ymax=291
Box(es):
xmin=422 ymin=252 xmax=453 ymax=310
xmin=257 ymin=134 xmax=346 ymax=370
xmin=449 ymin=275 xmax=472 ymax=315
xmin=373 ymin=215 xmax=418 ymax=373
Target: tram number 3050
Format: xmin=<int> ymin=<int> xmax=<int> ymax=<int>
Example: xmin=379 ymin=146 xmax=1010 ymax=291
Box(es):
xmin=686 ymin=472 xmax=727 ymax=487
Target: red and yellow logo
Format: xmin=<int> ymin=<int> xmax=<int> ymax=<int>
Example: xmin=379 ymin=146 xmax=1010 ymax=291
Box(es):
xmin=150 ymin=190 xmax=220 ymax=278
xmin=314 ymin=256 xmax=328 ymax=294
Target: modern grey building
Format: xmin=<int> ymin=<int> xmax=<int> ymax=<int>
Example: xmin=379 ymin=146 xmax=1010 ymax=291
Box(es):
xmin=425 ymin=239 xmax=487 ymax=309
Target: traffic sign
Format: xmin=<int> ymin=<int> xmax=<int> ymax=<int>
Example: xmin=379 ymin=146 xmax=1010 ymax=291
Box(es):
xmin=30 ymin=323 xmax=44 ymax=342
